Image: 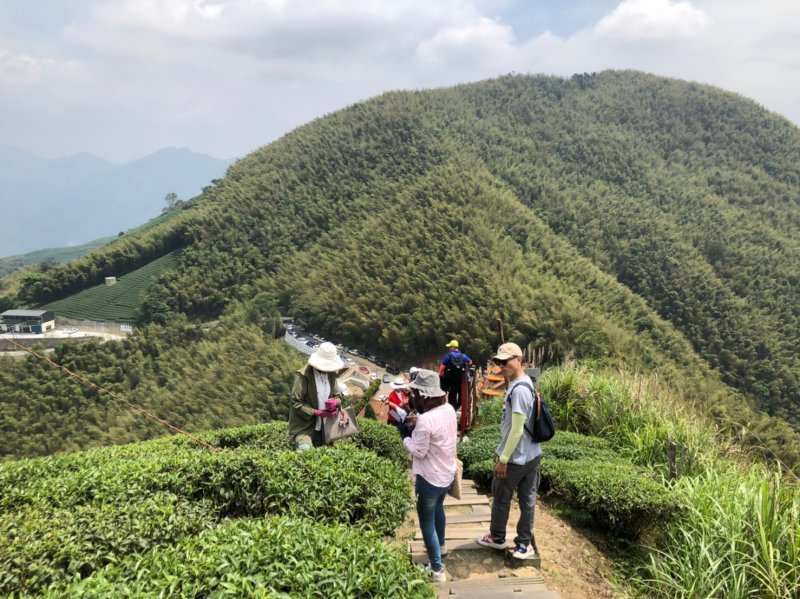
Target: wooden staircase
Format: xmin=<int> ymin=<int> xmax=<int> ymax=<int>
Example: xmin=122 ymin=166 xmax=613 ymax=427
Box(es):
xmin=409 ymin=478 xmax=559 ymax=598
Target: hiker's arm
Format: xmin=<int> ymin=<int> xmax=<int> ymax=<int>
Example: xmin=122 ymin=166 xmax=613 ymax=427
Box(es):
xmin=292 ymin=375 xmax=316 ymax=417
xmin=403 ymin=419 xmax=431 ymax=458
xmin=498 ymin=412 xmax=525 ymax=464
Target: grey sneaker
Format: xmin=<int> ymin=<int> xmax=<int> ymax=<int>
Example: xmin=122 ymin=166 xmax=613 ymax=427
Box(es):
xmin=476 ymin=533 xmax=507 ymax=550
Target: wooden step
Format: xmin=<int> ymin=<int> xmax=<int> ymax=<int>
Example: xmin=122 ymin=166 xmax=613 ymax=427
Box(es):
xmin=413 ymin=526 xmax=512 ymax=540
xmin=416 ymin=504 xmax=491 ymax=525
xmin=444 ymin=496 xmax=490 ymax=507
xmin=438 ymin=576 xmax=557 ymax=599
xmin=410 ymin=539 xmax=484 ymax=555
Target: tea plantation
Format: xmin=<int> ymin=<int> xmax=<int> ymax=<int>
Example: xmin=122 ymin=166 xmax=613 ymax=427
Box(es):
xmin=42 ymin=250 xmax=180 ymax=322
xmin=0 ymin=420 xmax=432 ymax=598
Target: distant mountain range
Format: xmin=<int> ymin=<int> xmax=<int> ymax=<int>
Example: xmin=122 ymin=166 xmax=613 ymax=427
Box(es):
xmin=0 ymin=146 xmax=232 ymax=256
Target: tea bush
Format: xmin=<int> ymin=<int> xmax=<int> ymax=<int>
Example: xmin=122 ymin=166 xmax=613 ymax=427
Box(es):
xmin=2 ymin=444 xmax=410 ymax=535
xmin=542 ymin=458 xmax=680 ymax=537
xmin=61 ymin=516 xmax=436 ymax=599
xmin=197 ymin=419 xmax=408 ymax=468
xmin=458 ymin=425 xmax=678 ymax=537
xmin=477 ymin=398 xmax=504 ymax=426
xmin=0 ymin=493 xmax=217 ymax=596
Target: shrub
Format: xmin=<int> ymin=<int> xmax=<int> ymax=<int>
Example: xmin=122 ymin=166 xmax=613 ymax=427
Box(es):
xmin=541 ymin=458 xmax=680 ymax=537
xmin=466 ymin=458 xmax=495 ymax=488
xmin=187 ymin=419 xmax=407 ymax=467
xmin=349 ymin=419 xmax=408 ymax=468
xmin=0 ymin=493 xmax=216 ymax=596
xmin=63 ymin=516 xmax=435 ymax=598
xmin=477 ymin=398 xmax=504 ymax=426
xmin=458 ymin=425 xmax=500 ymax=470
xmin=2 ymin=445 xmax=410 ymax=535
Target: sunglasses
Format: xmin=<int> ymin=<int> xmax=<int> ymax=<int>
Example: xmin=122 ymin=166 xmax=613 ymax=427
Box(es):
xmin=493 ymin=356 xmax=518 ymax=366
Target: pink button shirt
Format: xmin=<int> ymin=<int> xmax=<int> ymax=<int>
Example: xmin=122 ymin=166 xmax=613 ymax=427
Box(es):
xmin=403 ymin=403 xmax=457 ymax=488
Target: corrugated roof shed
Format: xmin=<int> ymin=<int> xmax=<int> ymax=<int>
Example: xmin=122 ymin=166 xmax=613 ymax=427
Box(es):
xmin=1 ymin=309 xmax=51 ymax=318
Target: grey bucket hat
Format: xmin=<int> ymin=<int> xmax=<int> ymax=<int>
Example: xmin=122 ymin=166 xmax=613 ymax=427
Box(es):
xmin=408 ymin=369 xmax=446 ymax=398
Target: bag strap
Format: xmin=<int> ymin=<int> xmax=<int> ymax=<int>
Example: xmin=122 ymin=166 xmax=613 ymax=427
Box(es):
xmin=506 ymin=381 xmax=541 ymax=419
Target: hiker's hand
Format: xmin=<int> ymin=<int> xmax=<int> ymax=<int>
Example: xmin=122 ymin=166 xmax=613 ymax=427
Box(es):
xmin=313 ymin=409 xmax=338 ymax=418
xmin=494 ymin=462 xmax=508 ymax=479
xmin=406 ymin=414 xmax=417 ymax=427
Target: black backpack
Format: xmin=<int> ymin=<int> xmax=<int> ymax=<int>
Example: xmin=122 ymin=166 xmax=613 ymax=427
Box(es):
xmin=446 ymin=352 xmax=466 ymax=374
xmin=508 ymin=381 xmax=556 ymax=443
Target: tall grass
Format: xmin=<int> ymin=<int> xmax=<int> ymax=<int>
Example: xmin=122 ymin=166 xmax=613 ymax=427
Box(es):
xmin=541 ymin=365 xmax=721 ymax=477
xmin=641 ymin=466 xmax=800 ymax=598
xmin=540 ymin=364 xmax=800 ymax=598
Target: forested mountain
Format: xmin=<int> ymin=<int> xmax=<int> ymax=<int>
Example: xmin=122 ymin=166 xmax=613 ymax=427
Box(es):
xmin=0 ymin=235 xmax=115 ymax=279
xmin=4 ymin=70 xmax=800 ymax=467
xmin=0 ymin=146 xmax=231 ymax=256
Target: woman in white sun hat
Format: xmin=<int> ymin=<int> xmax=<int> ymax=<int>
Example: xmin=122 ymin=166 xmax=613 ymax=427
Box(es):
xmin=288 ymin=341 xmax=346 ymax=450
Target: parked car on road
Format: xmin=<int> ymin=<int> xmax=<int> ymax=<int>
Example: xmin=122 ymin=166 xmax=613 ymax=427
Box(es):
xmin=386 ymin=365 xmax=401 ymax=375
xmin=382 ymin=373 xmax=392 ymax=384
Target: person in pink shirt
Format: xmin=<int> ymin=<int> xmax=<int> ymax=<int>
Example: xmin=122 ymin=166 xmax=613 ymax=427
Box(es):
xmin=403 ymin=369 xmax=457 ymax=583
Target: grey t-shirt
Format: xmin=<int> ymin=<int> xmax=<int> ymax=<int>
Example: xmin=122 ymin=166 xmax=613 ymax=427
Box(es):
xmin=495 ymin=375 xmax=542 ymax=466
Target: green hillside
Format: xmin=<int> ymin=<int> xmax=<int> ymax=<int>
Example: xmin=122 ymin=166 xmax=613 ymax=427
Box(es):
xmin=0 ymin=236 xmax=116 ymax=279
xmin=5 ymin=70 xmax=800 ymax=468
xmin=41 ymin=250 xmax=180 ymax=322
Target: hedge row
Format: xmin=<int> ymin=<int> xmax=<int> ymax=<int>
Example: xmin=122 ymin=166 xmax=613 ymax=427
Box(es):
xmin=459 ymin=427 xmax=680 ymax=537
xmin=3 ymin=444 xmax=408 ymax=534
xmin=0 ymin=422 xmax=418 ymax=597
xmin=0 ymin=493 xmax=217 ymax=596
xmin=59 ymin=516 xmax=435 ymax=599
xmin=197 ymin=419 xmax=409 ymax=468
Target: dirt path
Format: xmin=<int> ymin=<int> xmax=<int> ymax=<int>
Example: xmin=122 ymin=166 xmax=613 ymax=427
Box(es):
xmin=400 ymin=491 xmax=622 ymax=598
xmin=532 ymin=500 xmax=621 ymax=598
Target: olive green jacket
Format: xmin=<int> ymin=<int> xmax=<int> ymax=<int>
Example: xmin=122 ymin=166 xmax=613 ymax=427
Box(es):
xmin=287 ymin=365 xmax=343 ymax=441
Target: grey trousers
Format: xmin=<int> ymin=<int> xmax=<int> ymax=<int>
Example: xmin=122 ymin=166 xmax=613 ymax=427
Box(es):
xmin=490 ymin=455 xmax=541 ymax=547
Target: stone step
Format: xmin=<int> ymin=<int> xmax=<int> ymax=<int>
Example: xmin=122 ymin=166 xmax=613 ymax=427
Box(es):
xmin=438 ymin=576 xmax=558 ymax=599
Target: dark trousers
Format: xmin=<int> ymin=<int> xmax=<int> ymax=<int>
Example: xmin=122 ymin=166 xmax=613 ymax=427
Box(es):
xmin=415 ymin=475 xmax=449 ymax=572
xmin=442 ymin=372 xmax=464 ymax=410
xmin=490 ymin=456 xmax=541 ymax=547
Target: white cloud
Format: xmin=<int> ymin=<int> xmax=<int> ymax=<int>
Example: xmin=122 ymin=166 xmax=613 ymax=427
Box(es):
xmin=416 ymin=17 xmax=515 ymax=69
xmin=2 ymin=0 xmax=800 ymax=162
xmin=595 ymin=0 xmax=709 ymax=41
xmin=0 ymin=47 xmax=79 ymax=85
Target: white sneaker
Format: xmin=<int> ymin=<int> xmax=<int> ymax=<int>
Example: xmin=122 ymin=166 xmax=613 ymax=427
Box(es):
xmin=510 ymin=543 xmax=538 ymax=560
xmin=428 ymin=566 xmax=447 ymax=583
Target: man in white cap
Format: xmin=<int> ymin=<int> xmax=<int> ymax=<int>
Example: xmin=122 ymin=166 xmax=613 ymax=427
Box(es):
xmin=288 ymin=342 xmax=346 ymax=450
xmin=476 ymin=342 xmax=541 ymax=560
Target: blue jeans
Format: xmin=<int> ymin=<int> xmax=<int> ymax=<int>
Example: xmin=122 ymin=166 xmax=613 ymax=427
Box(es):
xmin=415 ymin=474 xmax=449 ymax=572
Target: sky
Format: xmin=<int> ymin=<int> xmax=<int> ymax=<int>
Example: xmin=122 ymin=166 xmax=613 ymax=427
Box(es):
xmin=1 ymin=0 xmax=799 ymax=162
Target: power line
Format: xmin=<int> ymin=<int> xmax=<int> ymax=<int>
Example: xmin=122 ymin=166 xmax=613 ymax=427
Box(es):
xmin=5 ymin=336 xmax=218 ymax=452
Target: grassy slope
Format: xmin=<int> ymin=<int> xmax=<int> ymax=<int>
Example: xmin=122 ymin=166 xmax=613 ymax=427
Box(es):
xmin=41 ymin=251 xmax=180 ymax=321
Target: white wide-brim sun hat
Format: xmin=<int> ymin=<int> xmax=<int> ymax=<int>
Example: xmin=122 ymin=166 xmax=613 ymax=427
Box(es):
xmin=308 ymin=342 xmax=345 ymax=372
xmin=390 ymin=377 xmax=408 ymax=390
